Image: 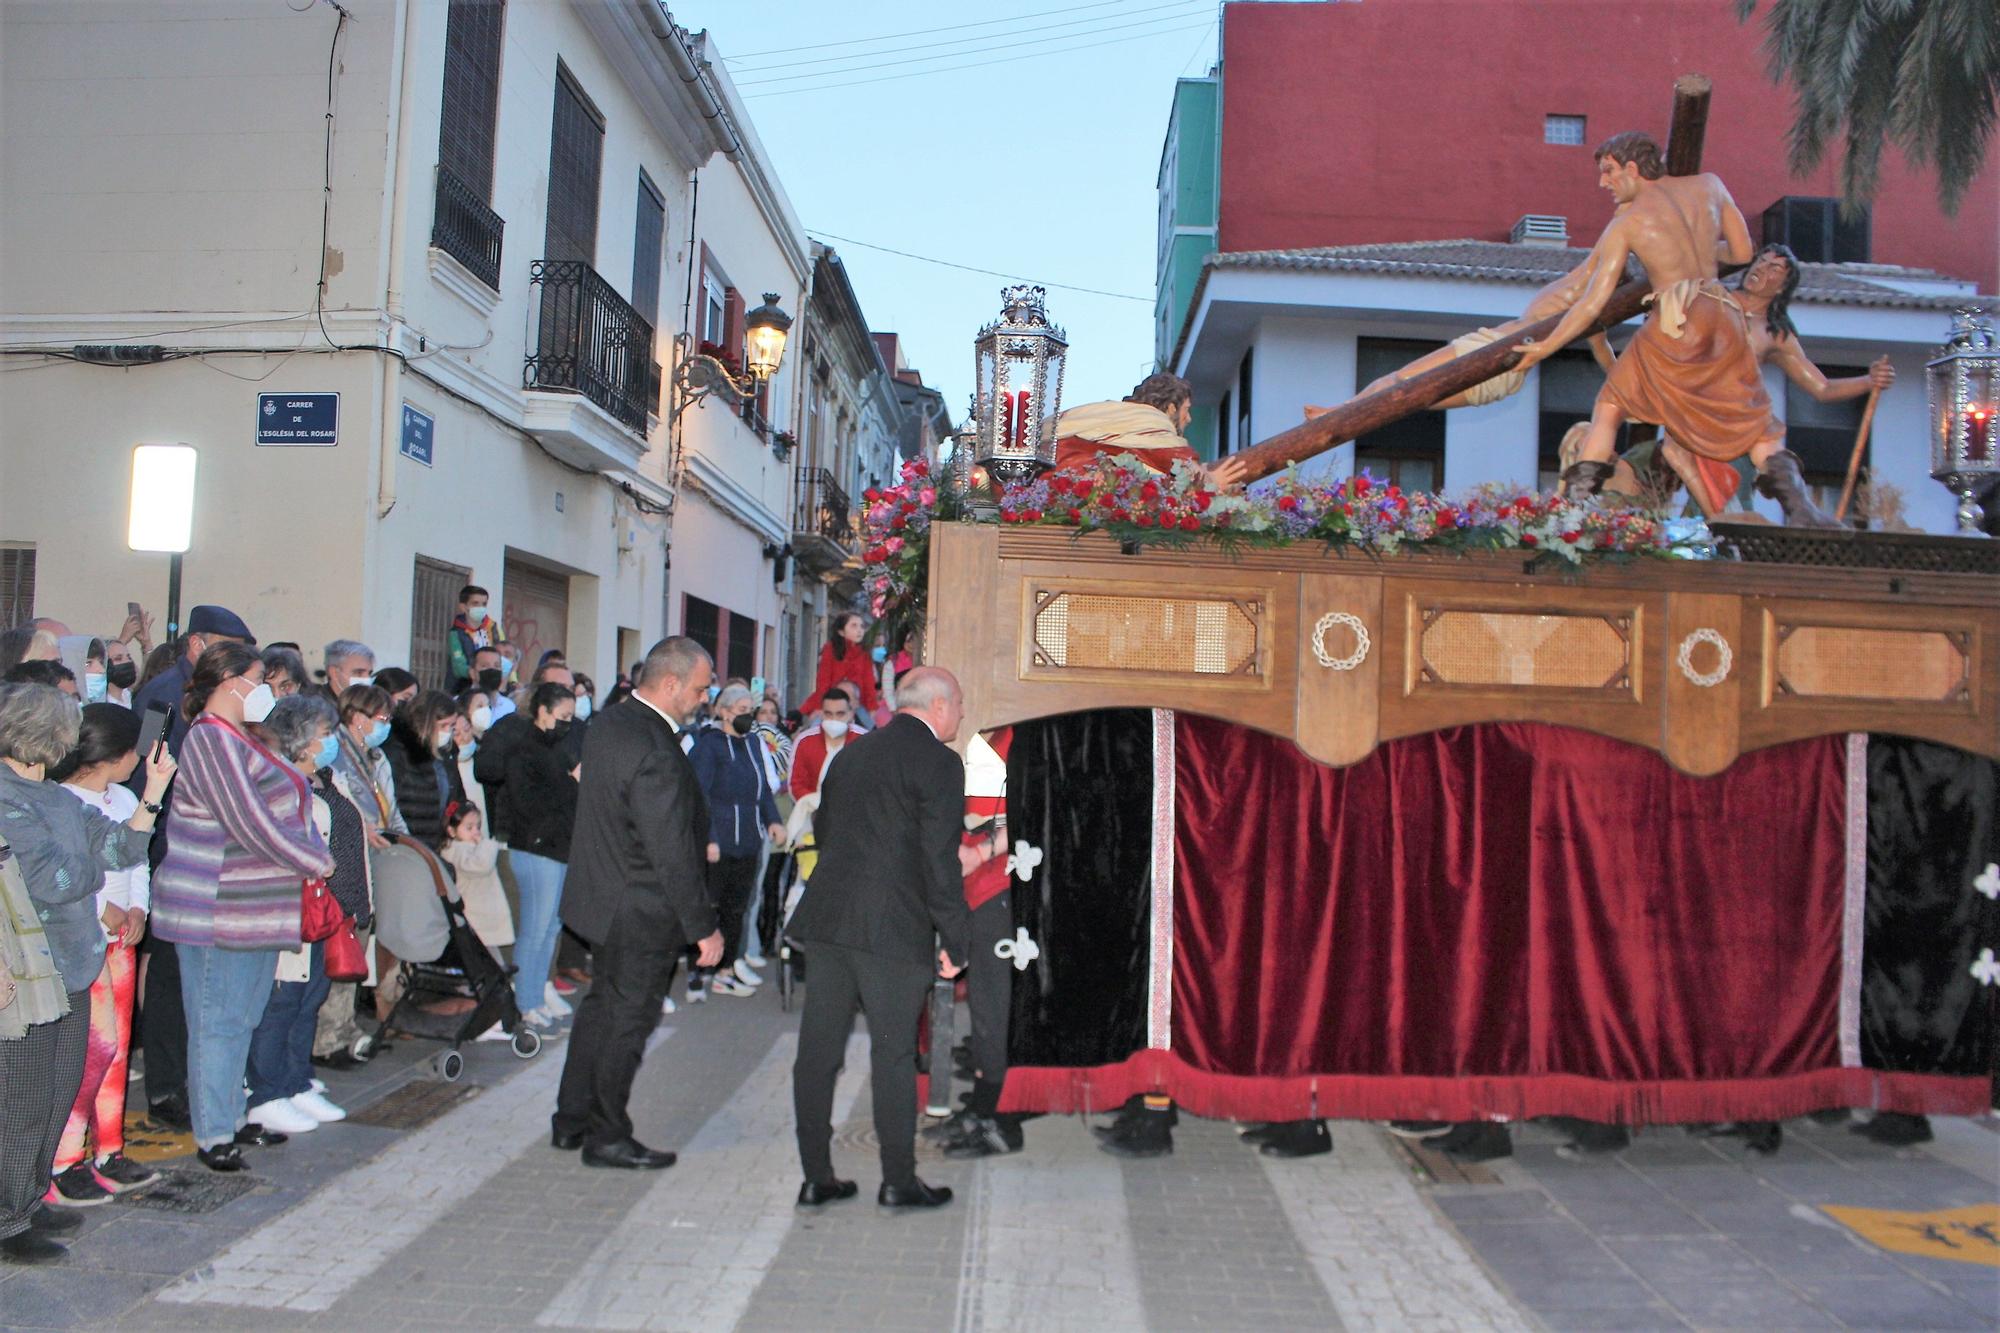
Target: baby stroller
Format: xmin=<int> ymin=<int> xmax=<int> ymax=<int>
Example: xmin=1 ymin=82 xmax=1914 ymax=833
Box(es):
xmin=372 ymin=839 xmax=540 ymax=1079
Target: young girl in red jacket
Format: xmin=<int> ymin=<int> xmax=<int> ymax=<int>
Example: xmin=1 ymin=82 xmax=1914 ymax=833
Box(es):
xmin=800 ymin=612 xmax=884 ymax=724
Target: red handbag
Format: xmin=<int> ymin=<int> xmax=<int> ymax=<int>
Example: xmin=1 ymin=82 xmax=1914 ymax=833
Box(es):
xmin=323 ymin=916 xmax=367 ymax=981
xmin=301 ymin=877 xmax=342 ymax=944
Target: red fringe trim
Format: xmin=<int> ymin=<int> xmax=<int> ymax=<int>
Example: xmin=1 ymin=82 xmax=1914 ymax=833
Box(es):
xmin=997 ymin=1051 xmax=1991 ymax=1123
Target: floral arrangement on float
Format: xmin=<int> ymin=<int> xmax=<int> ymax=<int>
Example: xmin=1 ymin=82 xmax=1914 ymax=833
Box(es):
xmin=862 ymin=452 xmax=1684 ymax=627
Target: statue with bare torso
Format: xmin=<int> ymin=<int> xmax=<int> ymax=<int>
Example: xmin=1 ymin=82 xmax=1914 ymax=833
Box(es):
xmin=1514 ymin=132 xmax=1838 ymax=526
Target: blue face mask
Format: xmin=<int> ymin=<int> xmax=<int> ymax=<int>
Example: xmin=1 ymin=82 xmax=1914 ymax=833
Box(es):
xmin=313 ymin=733 xmax=341 ymax=770
xmin=364 ymin=720 xmax=391 ymax=749
xmin=870 ymin=646 xmax=888 ymax=664
xmin=706 ymin=685 xmax=720 ymax=702
xmin=459 ymin=739 xmax=478 ymax=759
xmin=84 ymin=672 xmax=108 ymax=702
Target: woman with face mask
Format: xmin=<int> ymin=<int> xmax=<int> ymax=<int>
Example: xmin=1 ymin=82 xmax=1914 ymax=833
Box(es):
xmin=54 ymin=637 xmax=109 ymax=706
xmin=102 ymin=639 xmax=140 ymax=707
xmin=383 ymin=691 xmax=467 ymax=848
xmin=311 ymin=683 xmax=405 ymax=1071
xmin=686 ymin=685 xmax=785 ymax=1001
xmin=500 ymin=683 xmax=578 ymax=1036
xmin=151 ymin=644 xmax=335 ymax=1172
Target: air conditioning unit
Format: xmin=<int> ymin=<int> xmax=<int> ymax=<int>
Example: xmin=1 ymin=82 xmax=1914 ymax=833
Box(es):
xmin=1510 ymin=214 xmax=1570 ymax=247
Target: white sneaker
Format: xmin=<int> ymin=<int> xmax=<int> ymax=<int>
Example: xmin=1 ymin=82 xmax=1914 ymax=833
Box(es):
xmin=660 ymin=995 xmax=678 ymax=1015
xmin=308 ymin=1077 xmax=327 ymax=1094
xmin=710 ymin=974 xmax=754 ymax=998
xmin=290 ymin=1090 xmax=347 ymax=1123
xmin=522 ymin=1008 xmax=567 ymax=1040
xmin=475 ymin=1022 xmax=510 ymax=1042
xmin=247 ymin=1097 xmax=319 ymax=1134
xmin=732 ymin=959 xmax=764 ymax=988
xmin=543 ymin=982 xmax=574 ymax=1016
xmin=686 ymin=978 xmax=707 ymax=1005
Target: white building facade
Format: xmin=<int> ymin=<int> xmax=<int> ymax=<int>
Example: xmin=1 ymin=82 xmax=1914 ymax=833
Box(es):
xmin=0 ymin=0 xmax=810 ymax=694
xmin=1173 ymin=241 xmax=1988 ymax=532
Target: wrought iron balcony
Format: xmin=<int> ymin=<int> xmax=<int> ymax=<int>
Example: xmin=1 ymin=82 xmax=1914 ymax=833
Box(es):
xmin=525 ymin=259 xmax=660 ymax=434
xmin=430 ymin=165 xmax=504 ymax=291
xmin=792 ymin=467 xmax=854 ymax=573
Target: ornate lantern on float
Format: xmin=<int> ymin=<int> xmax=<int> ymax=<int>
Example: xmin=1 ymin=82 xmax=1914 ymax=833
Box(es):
xmin=1927 ymin=309 xmax=2000 ymax=535
xmin=972 ymin=285 xmax=1067 ymax=484
xmin=947 ymin=402 xmax=982 ymax=507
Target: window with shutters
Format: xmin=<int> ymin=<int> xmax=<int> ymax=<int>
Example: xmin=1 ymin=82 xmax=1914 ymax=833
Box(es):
xmin=410 ymin=554 xmax=473 ymax=691
xmin=439 ymin=0 xmax=504 ymax=201
xmin=632 ymin=171 xmax=665 ymax=329
xmin=544 ymin=64 xmax=604 ymax=266
xmin=0 ymin=546 xmax=34 ymax=628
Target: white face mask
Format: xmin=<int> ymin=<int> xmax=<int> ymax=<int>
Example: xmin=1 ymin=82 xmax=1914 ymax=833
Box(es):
xmin=349 ymin=672 xmax=375 ymax=690
xmin=240 ymin=682 xmax=276 ymax=724
xmin=469 ymin=705 xmax=493 ymax=733
xmin=435 ymin=725 xmax=457 ymax=751
xmin=574 ymin=695 xmax=592 ymax=721
xmin=821 ymin=718 xmax=850 ymax=738
xmin=469 ymin=604 xmax=491 ymax=625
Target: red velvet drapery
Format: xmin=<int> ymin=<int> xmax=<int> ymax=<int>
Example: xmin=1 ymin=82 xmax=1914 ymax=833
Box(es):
xmin=1001 ymin=720 xmax=1987 ymax=1121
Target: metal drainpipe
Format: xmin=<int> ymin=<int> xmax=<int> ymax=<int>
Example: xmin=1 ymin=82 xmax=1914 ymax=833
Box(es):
xmin=377 ymin=0 xmax=420 ymax=519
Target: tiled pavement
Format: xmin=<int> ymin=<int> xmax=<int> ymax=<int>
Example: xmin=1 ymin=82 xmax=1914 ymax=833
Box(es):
xmin=4 ymin=981 xmax=1995 ymax=1332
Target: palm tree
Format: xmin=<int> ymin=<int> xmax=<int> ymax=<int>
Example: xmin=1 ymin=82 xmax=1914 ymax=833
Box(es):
xmin=1737 ymin=0 xmax=1998 ymax=215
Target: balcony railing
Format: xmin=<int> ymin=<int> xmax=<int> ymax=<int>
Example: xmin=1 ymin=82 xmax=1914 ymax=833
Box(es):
xmin=430 ymin=165 xmax=504 ymax=291
xmin=795 ymin=467 xmax=853 ymax=546
xmin=525 ymin=259 xmax=659 ymax=434
xmin=740 ymin=396 xmax=772 ymax=439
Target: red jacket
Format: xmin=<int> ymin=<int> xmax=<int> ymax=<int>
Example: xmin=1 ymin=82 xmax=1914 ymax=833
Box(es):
xmin=786 ymin=727 xmax=851 ymax=803
xmin=801 ymin=642 xmax=882 ymax=716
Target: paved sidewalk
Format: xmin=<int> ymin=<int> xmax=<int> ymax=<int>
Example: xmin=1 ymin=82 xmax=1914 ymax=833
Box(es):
xmin=3 ymin=980 xmax=1994 ymax=1331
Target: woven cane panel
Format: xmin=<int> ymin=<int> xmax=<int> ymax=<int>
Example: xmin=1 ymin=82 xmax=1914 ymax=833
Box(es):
xmin=1776 ymin=626 xmax=1967 ymax=702
xmin=1420 ymin=611 xmax=1629 ymax=690
xmin=1031 ymin=592 xmax=1259 ymax=676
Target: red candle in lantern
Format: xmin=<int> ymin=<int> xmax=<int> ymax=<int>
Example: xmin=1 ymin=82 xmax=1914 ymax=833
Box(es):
xmin=1967 ymin=406 xmax=1992 ymax=462
xmin=1013 ymin=390 xmax=1031 ymax=449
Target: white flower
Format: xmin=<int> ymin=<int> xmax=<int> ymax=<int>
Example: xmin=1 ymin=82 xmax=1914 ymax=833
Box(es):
xmin=1972 ymin=948 xmax=2000 ymax=988
xmin=1974 ymin=863 xmax=2000 ymax=901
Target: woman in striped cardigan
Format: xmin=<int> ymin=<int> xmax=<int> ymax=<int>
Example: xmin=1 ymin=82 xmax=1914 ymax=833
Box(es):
xmin=153 ymin=644 xmax=335 ymax=1172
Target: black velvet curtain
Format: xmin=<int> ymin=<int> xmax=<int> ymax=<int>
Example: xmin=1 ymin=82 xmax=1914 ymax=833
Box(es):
xmin=1005 ymin=710 xmax=1155 ymax=1069
xmin=1862 ymin=736 xmax=2000 ymax=1082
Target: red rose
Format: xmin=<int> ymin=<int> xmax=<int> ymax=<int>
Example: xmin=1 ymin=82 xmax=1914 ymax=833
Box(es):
xmin=1026 ymin=509 xmax=1044 ymax=522
xmin=1180 ymin=515 xmax=1200 ymax=532
xmin=1521 ymin=533 xmax=1538 ymax=546
xmin=1354 ymin=476 xmax=1371 ymax=495
xmin=1136 ymin=515 xmax=1155 ymax=528
xmin=1560 ymin=530 xmax=1581 ymax=543
xmin=863 ymin=488 xmax=881 ymax=502
xmin=1066 ymin=507 xmax=1082 ymax=522
xmin=1277 ymin=496 xmax=1299 ymax=512
xmin=1140 ymin=481 xmax=1161 ymax=501
xmin=890 ymin=516 xmax=908 ymax=531
xmin=1073 ymin=487 xmax=1093 ymax=504
xmin=1193 ymin=491 xmax=1212 ymax=512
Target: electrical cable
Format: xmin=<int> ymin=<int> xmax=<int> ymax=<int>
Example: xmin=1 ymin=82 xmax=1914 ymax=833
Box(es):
xmin=724 ymin=0 xmax=1130 ymax=61
xmin=738 ymin=9 xmax=1210 ymax=87
xmin=807 ymin=231 xmax=1150 ymax=302
xmin=313 ymin=3 xmax=352 ymax=351
xmin=744 ymin=20 xmax=1212 ymax=98
xmin=732 ymin=0 xmax=1205 ymax=76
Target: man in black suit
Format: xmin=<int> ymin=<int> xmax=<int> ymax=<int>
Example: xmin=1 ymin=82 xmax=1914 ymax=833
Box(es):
xmin=790 ymin=666 xmax=972 ymax=1209
xmin=552 ymin=637 xmax=723 ymax=1169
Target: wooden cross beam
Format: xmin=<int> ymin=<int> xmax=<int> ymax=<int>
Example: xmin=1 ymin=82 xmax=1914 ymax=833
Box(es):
xmin=1231 ymin=75 xmax=1713 ymax=484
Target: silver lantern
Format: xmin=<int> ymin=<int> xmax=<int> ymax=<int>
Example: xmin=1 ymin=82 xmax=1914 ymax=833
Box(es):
xmin=973 ymin=285 xmax=1067 ymax=484
xmin=947 ymin=404 xmax=981 ymax=506
xmin=1927 ymin=309 xmax=1999 ymax=535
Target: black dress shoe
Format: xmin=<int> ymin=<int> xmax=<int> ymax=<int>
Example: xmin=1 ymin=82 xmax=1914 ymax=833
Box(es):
xmin=311 ymin=1050 xmax=364 ymax=1071
xmin=235 ymin=1124 xmax=288 ymax=1147
xmin=551 ymin=1127 xmax=585 ymax=1151
xmin=28 ymin=1205 xmax=83 ymax=1234
xmin=1 ymin=1231 xmax=67 ymax=1265
xmin=1851 ymin=1112 xmax=1932 ymax=1146
xmin=796 ymin=1178 xmax=859 ymax=1207
xmin=199 ymin=1144 xmax=248 ymax=1173
xmin=581 ymin=1139 xmax=677 ymax=1170
xmin=1257 ymin=1120 xmax=1333 ymax=1159
xmin=878 ymin=1179 xmax=952 ymax=1209
xmin=147 ymin=1094 xmax=192 ymax=1130
xmin=1426 ymin=1122 xmax=1513 ymax=1162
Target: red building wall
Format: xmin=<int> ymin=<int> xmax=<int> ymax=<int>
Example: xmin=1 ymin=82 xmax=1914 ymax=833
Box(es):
xmin=1217 ymin=0 xmax=1998 ymax=289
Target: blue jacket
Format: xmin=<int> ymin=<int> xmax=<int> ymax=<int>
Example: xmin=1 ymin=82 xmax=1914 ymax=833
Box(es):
xmin=689 ymin=728 xmax=781 ymax=859
xmin=0 ymin=765 xmax=150 ymax=993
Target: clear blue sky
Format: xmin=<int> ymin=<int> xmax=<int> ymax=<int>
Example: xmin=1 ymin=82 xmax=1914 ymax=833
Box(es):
xmin=681 ymin=0 xmax=1223 ymax=424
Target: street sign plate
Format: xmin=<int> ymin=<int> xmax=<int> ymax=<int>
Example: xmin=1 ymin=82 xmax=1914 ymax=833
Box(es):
xmin=256 ymin=392 xmax=339 ymax=446
xmin=400 ymin=403 xmax=434 ymax=467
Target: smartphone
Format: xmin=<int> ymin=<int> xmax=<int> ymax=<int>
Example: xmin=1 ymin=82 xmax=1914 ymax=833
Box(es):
xmin=127 ymin=601 xmax=143 ymax=622
xmin=135 ymin=701 xmax=172 ymax=761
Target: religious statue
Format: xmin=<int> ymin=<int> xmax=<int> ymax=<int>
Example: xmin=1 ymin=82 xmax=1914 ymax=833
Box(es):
xmin=1052 ymin=373 xmax=1249 ymax=488
xmin=1514 ymin=132 xmax=1839 ymax=527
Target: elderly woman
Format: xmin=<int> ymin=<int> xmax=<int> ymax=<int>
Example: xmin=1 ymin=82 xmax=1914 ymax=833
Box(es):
xmin=0 ymin=683 xmax=172 ymax=1262
xmin=243 ymin=694 xmax=363 ymax=1137
xmin=689 ymin=684 xmax=784 ymax=1001
xmin=152 ymin=645 xmax=335 ymax=1173
xmin=310 ymin=682 xmax=403 ymax=1071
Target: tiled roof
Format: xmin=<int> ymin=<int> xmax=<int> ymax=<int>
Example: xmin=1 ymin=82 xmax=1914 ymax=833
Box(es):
xmin=1203 ymin=240 xmax=1990 ymax=311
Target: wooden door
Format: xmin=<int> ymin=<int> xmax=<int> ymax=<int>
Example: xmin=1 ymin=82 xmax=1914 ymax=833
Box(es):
xmin=503 ymin=558 xmax=569 ymax=680
xmin=410 ymin=554 xmax=472 ymax=691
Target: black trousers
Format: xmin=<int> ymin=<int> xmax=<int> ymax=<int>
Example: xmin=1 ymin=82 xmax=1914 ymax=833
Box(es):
xmin=792 ymin=941 xmax=931 ymax=1189
xmin=966 ymin=890 xmax=1013 ymax=1116
xmin=553 ymin=906 xmax=685 ymax=1150
xmin=1 ymin=992 xmax=89 ymax=1239
xmin=705 ymin=855 xmax=758 ymax=972
xmin=139 ymin=933 xmax=186 ymax=1107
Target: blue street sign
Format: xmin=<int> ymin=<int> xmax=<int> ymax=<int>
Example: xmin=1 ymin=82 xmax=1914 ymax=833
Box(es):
xmin=400 ymin=403 xmax=434 ymax=467
xmin=256 ymin=393 xmax=339 ymax=446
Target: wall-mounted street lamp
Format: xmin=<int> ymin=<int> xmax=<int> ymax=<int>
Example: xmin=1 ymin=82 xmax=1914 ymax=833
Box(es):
xmin=127 ymin=444 xmax=198 ymax=637
xmin=669 ymin=292 xmax=793 ymax=425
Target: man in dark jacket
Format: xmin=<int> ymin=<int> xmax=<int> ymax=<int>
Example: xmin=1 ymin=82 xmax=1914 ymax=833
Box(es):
xmin=551 ymin=638 xmax=722 ymax=1169
xmin=789 ymin=667 xmax=972 ymax=1210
